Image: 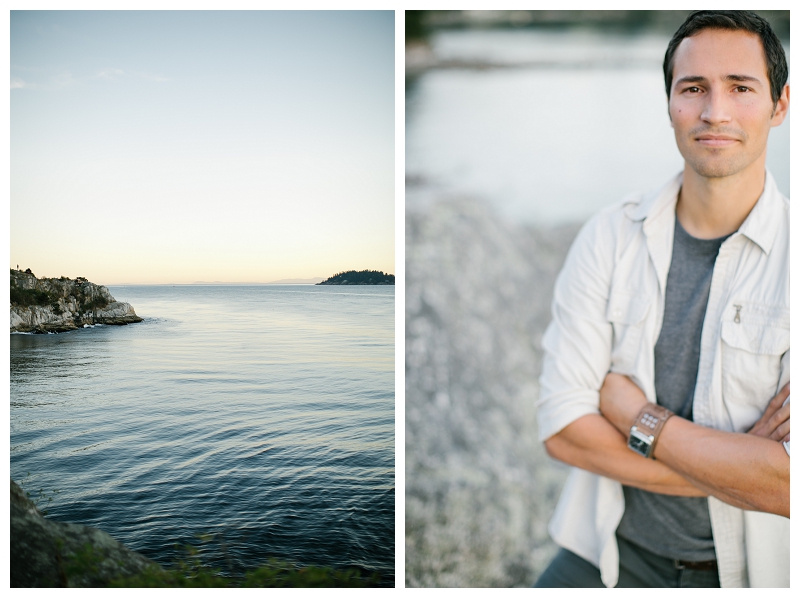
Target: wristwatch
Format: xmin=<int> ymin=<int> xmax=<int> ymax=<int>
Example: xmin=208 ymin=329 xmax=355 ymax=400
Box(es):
xmin=627 ymin=403 xmax=674 ymax=458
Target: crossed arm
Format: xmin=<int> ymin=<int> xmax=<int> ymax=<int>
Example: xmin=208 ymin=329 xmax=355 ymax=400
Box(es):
xmin=544 ymin=376 xmax=790 ymax=517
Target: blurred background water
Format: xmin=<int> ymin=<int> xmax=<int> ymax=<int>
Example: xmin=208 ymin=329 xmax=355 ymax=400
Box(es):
xmin=404 ymin=10 xmax=789 ymax=587
xmin=407 ymin=11 xmax=789 ymax=224
xmin=11 ymin=284 xmax=394 ymax=584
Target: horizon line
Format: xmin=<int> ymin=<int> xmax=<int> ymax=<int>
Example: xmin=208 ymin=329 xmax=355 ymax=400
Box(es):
xmin=106 ymin=281 xmax=322 ymax=286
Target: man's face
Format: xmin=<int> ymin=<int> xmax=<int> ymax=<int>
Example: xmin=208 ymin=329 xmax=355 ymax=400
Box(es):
xmin=668 ymin=28 xmax=788 ymax=179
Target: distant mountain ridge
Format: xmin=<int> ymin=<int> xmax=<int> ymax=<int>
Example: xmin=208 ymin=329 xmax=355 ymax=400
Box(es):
xmin=267 ymin=277 xmax=325 ymax=284
xmin=189 ymin=278 xmax=324 ymax=285
xmin=317 ymin=270 xmax=395 ymax=285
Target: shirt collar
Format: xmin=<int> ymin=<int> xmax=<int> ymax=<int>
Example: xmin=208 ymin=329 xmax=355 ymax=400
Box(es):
xmin=628 ymin=170 xmax=784 ymax=255
xmin=736 ymin=170 xmax=784 ymax=255
xmin=628 ymin=171 xmax=681 ymax=231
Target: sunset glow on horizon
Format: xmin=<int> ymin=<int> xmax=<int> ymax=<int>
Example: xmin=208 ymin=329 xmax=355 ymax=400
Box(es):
xmin=11 ymin=11 xmax=395 ymax=285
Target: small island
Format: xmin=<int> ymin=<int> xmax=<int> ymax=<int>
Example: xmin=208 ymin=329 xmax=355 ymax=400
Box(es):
xmin=316 ymin=270 xmax=395 ymax=285
xmin=10 ymin=269 xmax=143 ymax=333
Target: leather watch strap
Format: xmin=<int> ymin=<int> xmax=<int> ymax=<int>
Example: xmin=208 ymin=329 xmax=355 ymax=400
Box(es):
xmin=630 ymin=403 xmax=674 ymax=458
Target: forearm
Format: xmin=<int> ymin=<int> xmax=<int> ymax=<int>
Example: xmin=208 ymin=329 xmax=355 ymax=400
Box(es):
xmin=653 ymin=417 xmax=789 ymax=517
xmin=544 ymin=414 xmax=707 ymax=497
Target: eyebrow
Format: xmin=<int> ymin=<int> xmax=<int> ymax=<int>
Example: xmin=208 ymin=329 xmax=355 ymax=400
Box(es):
xmin=674 ymin=74 xmax=763 ymax=86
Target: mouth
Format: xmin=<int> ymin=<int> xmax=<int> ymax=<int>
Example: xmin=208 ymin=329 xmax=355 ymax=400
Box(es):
xmin=695 ymin=135 xmax=739 ymax=147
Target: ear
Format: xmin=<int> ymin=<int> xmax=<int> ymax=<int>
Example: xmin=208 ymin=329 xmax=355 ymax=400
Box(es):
xmin=771 ymin=84 xmax=790 ymax=126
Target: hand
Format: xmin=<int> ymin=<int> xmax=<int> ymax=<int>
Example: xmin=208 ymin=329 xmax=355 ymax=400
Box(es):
xmin=599 ymin=372 xmax=649 ymax=435
xmin=748 ymin=382 xmax=790 ymax=444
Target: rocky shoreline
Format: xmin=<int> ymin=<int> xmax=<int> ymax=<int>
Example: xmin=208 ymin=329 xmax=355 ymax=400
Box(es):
xmin=10 ymin=478 xmax=385 ymax=587
xmin=10 ymin=479 xmax=161 ymax=587
xmin=10 ymin=269 xmax=143 ymax=333
xmin=405 ymin=198 xmax=581 ymax=587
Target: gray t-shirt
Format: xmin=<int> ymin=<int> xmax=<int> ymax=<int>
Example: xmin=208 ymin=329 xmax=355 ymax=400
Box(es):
xmin=616 ymin=216 xmax=730 ymax=561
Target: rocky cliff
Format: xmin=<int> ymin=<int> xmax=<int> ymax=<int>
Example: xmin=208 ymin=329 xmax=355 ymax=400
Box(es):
xmin=10 ymin=269 xmax=143 ymax=333
xmin=10 ymin=479 xmax=162 ymax=587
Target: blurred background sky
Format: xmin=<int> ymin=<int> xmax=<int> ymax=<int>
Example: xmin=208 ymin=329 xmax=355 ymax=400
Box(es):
xmin=11 ymin=10 xmax=394 ymax=284
xmin=406 ymin=10 xmax=789 ymax=225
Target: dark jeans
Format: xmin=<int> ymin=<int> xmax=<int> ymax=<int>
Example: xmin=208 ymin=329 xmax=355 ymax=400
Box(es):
xmin=534 ymin=535 xmax=720 ymax=588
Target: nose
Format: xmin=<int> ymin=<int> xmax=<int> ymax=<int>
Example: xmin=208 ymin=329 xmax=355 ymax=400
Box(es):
xmin=700 ymin=88 xmax=732 ymax=125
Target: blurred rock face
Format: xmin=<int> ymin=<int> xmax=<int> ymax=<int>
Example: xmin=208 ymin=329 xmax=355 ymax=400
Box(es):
xmin=10 ymin=479 xmax=160 ymax=587
xmin=405 ymin=198 xmax=580 ymax=587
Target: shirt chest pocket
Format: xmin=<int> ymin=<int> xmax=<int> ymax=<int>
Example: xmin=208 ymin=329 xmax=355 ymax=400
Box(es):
xmin=606 ymin=292 xmax=650 ymax=371
xmin=720 ymin=303 xmax=789 ymax=411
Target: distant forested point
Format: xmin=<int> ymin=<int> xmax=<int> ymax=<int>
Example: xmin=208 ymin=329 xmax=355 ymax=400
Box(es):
xmin=317 ymin=270 xmax=395 ymax=285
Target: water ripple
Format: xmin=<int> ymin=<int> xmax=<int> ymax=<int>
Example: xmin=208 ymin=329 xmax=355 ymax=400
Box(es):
xmin=11 ymin=285 xmax=394 ymax=585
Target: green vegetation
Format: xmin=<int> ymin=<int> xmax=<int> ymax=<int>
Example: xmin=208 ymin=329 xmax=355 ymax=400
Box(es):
xmin=10 ymin=285 xmax=54 ymax=308
xmin=318 ymin=270 xmax=395 ymax=285
xmin=10 ymin=269 xmax=110 ymax=312
xmin=106 ymin=539 xmax=382 ymax=588
xmin=111 ymin=557 xmax=381 ymax=588
xmin=17 ymin=473 xmax=60 ymax=516
xmin=82 ymin=295 xmax=110 ymax=311
xmin=13 ymin=476 xmax=382 ymax=589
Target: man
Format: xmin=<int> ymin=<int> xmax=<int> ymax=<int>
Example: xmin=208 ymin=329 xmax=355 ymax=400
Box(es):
xmin=534 ymin=11 xmax=789 ymax=588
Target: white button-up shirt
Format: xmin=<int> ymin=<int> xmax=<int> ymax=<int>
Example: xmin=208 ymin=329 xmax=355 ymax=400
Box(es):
xmin=537 ymin=171 xmax=789 ymax=588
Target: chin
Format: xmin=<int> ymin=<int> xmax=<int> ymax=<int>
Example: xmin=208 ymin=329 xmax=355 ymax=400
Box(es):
xmin=684 ymin=153 xmax=755 ymax=179
xmin=687 ymin=161 xmax=741 ymax=178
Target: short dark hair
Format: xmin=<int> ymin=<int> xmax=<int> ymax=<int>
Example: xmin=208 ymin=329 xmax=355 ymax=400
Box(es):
xmin=663 ymin=11 xmax=788 ymax=107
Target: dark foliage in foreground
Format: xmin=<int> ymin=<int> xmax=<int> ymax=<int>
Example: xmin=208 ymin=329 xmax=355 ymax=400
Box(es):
xmin=12 ymin=476 xmax=383 ymax=588
xmin=107 ymin=543 xmax=382 ymax=588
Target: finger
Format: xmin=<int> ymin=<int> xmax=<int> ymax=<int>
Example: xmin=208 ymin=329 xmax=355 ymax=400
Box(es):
xmin=757 ymin=407 xmax=790 ymax=440
xmin=753 ymin=384 xmax=792 ymax=431
xmin=769 ymin=419 xmax=790 ymax=442
xmin=749 ymin=412 xmax=776 ymax=436
xmin=766 ymin=404 xmax=791 ymax=428
xmin=770 ymin=382 xmax=790 ymax=409
xmin=751 ymin=405 xmax=789 ymax=438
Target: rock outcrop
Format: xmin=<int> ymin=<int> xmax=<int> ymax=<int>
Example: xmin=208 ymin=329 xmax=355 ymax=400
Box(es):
xmin=10 ymin=269 xmax=143 ymax=333
xmin=10 ymin=479 xmax=162 ymax=587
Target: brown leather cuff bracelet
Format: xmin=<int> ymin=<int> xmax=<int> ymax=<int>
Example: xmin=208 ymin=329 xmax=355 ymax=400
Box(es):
xmin=627 ymin=403 xmax=674 ymax=459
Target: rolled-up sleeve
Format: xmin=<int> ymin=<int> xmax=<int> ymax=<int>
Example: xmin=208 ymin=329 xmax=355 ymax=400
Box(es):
xmin=537 ymin=212 xmax=617 ymax=442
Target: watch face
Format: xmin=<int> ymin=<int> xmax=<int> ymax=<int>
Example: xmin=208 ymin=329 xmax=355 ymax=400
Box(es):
xmin=628 ymin=428 xmax=653 ymax=457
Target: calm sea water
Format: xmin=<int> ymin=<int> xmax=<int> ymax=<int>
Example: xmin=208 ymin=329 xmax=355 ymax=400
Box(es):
xmin=10 ymin=284 xmax=394 ymax=584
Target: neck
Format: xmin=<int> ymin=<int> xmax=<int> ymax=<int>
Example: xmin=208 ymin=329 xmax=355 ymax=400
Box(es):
xmin=676 ymin=160 xmax=766 ymax=240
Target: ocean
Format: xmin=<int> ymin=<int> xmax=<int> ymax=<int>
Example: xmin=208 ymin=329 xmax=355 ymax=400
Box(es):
xmin=10 ymin=284 xmax=395 ymax=584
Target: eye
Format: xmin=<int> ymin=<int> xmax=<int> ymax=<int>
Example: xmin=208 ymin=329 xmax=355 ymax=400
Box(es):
xmin=683 ymin=86 xmax=701 ymax=93
xmin=735 ymin=86 xmax=751 ymax=92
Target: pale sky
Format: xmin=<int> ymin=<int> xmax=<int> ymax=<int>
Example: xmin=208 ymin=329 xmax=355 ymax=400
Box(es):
xmin=10 ymin=10 xmax=395 ymax=284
